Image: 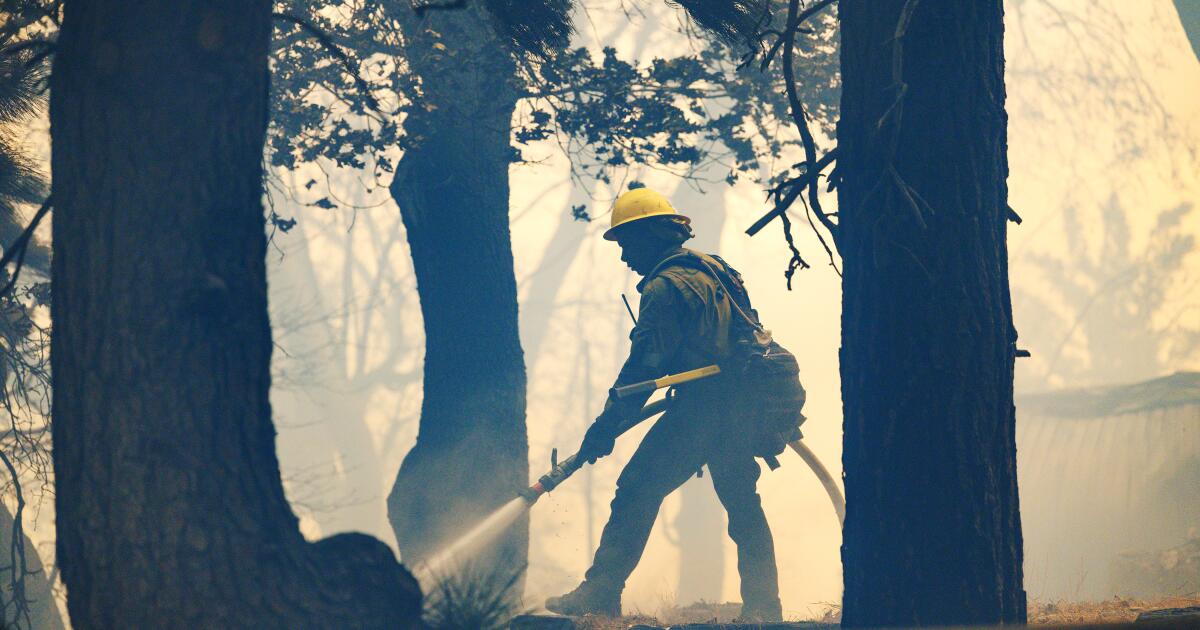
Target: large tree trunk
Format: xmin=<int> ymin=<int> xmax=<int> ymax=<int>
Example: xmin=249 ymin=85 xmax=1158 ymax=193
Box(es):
xmin=836 ymin=1 xmax=1025 ymax=626
xmin=49 ymin=2 xmax=421 ymax=626
xmin=386 ymin=3 xmax=528 ymax=576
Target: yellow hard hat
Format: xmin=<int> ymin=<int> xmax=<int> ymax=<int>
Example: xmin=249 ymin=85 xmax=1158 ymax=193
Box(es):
xmin=604 ymin=188 xmax=691 ymax=241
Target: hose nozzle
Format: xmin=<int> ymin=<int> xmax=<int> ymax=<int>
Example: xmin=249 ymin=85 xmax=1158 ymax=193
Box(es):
xmin=517 ymin=396 xmax=676 ymax=504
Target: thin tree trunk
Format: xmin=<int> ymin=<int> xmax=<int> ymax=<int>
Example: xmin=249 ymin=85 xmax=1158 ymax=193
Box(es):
xmin=836 ymin=1 xmax=1025 ymax=626
xmin=50 ymin=2 xmax=421 ymax=626
xmin=386 ymin=3 xmax=528 ymax=576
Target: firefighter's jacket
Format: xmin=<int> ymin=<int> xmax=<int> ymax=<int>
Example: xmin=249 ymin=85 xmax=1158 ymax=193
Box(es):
xmin=596 ymin=247 xmax=805 ymax=454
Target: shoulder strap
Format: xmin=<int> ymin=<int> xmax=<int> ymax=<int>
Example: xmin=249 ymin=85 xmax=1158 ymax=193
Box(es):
xmin=641 ymin=250 xmax=764 ymax=333
xmin=638 ymin=252 xmax=692 ymax=292
xmin=701 ymin=255 xmax=757 ymax=316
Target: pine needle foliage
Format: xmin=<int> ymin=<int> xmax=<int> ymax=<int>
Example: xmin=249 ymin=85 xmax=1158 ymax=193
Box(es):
xmin=0 ymin=7 xmax=51 ymax=273
xmin=669 ymin=0 xmax=772 ymax=47
xmin=483 ymin=0 xmax=573 ymax=59
xmin=423 ymin=563 xmax=527 ymax=630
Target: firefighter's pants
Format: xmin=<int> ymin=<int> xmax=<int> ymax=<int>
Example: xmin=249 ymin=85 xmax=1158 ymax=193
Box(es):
xmin=582 ymin=387 xmax=781 ymax=614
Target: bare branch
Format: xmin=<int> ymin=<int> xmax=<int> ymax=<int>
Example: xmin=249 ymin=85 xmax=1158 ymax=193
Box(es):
xmin=0 ymin=197 xmax=51 ymax=300
xmin=0 ymin=448 xmax=31 ymax=629
xmin=779 ymin=0 xmax=837 ymax=241
xmin=778 ymin=209 xmax=810 ymax=289
xmin=745 ymin=147 xmax=837 ymax=236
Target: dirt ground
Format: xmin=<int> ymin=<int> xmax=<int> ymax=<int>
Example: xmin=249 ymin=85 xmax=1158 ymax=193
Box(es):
xmin=560 ymin=596 xmax=1200 ymax=628
xmin=1027 ymin=595 xmax=1200 ymax=625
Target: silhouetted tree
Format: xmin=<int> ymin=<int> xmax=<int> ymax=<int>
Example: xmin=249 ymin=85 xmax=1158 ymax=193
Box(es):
xmin=836 ymin=1 xmax=1025 ymax=625
xmin=49 ymin=1 xmax=421 ymax=626
xmin=618 ymin=0 xmax=1027 ymax=623
xmin=383 ymin=3 xmax=532 ymax=575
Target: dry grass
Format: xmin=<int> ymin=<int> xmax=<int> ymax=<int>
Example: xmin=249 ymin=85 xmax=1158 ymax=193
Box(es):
xmin=528 ymin=596 xmax=1200 ymax=628
xmin=556 ymin=599 xmax=840 ymax=628
xmin=655 ymin=601 xmax=744 ymax=624
xmin=1029 ymin=595 xmax=1200 ymax=625
xmin=571 ymin=614 xmax=661 ymax=629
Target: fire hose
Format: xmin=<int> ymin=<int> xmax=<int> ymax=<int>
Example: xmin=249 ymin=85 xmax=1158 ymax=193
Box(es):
xmin=517 ymin=365 xmax=846 ymax=527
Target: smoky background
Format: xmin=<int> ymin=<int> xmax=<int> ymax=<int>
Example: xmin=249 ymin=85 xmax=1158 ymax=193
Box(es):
xmin=5 ymin=0 xmax=1195 ymax=623
xmin=259 ymin=0 xmax=1200 ymax=616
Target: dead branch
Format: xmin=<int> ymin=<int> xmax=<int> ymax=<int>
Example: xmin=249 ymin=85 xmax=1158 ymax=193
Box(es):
xmin=0 ymin=197 xmax=51 ymax=300
xmin=779 ymin=0 xmax=838 ymax=242
xmin=745 ymin=147 xmax=837 ymax=236
xmin=0 ymin=449 xmax=30 ymax=629
xmin=779 ymin=209 xmax=811 ymax=289
xmin=739 ymin=0 xmax=841 ymax=285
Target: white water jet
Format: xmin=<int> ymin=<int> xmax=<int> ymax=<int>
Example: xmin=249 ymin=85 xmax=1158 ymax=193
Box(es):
xmin=414 ymin=497 xmax=532 ymax=587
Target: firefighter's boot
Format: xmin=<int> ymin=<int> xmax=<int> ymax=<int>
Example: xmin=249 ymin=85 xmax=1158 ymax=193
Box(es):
xmin=545 ymin=581 xmax=621 ymax=617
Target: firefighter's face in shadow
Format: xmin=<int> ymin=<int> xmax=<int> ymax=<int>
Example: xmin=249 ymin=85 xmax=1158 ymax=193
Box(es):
xmin=615 ymin=226 xmax=669 ymax=277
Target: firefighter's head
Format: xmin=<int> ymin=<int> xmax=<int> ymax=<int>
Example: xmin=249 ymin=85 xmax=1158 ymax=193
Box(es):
xmin=606 ymin=187 xmax=693 ymax=276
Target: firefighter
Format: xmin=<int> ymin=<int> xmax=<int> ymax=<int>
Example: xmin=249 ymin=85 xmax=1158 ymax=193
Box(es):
xmin=545 ymin=187 xmax=806 ymax=622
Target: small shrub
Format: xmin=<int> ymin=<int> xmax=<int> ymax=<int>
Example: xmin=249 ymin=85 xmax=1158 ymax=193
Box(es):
xmin=423 ymin=562 xmax=527 ymax=630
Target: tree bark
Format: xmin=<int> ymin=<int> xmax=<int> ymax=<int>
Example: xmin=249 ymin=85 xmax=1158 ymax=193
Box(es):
xmin=386 ymin=3 xmax=528 ymax=576
xmin=836 ymin=1 xmax=1025 ymax=626
xmin=49 ymin=2 xmax=421 ymax=627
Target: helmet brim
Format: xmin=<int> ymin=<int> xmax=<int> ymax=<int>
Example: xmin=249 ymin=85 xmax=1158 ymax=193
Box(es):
xmin=603 ymin=212 xmax=692 ymax=241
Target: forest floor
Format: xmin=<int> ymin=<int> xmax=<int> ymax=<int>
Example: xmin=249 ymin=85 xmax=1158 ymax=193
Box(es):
xmin=1027 ymin=595 xmax=1200 ymax=625
xmin=526 ymin=595 xmax=1200 ymax=628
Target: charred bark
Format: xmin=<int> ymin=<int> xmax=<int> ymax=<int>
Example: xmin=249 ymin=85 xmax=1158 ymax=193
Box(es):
xmin=836 ymin=1 xmax=1025 ymax=626
xmin=49 ymin=2 xmax=421 ymax=626
xmin=386 ymin=3 xmax=529 ymax=576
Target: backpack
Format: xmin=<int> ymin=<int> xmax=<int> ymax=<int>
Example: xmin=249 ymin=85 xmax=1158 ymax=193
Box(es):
xmin=647 ymin=251 xmax=807 ymax=466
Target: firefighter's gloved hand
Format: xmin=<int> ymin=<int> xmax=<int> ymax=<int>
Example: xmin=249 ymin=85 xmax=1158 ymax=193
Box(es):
xmin=579 ymin=420 xmax=617 ymax=464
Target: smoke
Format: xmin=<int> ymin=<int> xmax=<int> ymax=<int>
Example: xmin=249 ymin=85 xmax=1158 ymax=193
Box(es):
xmin=262 ymin=0 xmax=1200 ymax=616
xmin=416 ymin=498 xmax=533 ymax=587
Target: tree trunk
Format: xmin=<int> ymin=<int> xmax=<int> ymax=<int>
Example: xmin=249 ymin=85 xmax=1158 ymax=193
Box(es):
xmin=836 ymin=1 xmax=1025 ymax=626
xmin=49 ymin=2 xmax=421 ymax=627
xmin=386 ymin=3 xmax=528 ymax=577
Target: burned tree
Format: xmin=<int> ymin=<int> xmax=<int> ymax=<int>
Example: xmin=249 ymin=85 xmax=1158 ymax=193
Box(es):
xmin=384 ymin=3 xmax=532 ymax=573
xmin=50 ymin=0 xmax=420 ymax=626
xmin=270 ymin=1 xmax=557 ymax=574
xmin=835 ymin=1 xmax=1025 ymax=625
xmin=703 ymin=0 xmax=1026 ymax=623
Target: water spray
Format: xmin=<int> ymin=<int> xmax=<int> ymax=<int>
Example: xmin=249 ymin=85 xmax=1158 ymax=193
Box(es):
xmin=516 ymin=397 xmax=672 ymax=505
xmin=412 ymin=363 xmax=846 ymax=585
xmin=413 ymin=395 xmax=673 ymax=585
